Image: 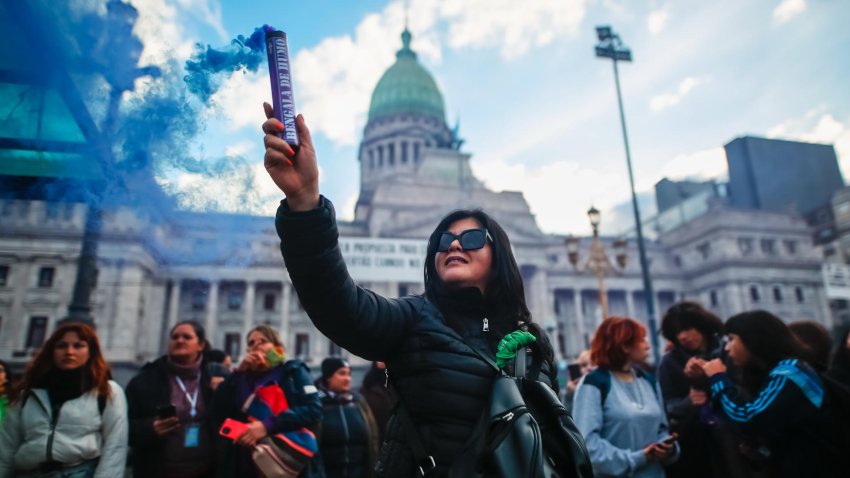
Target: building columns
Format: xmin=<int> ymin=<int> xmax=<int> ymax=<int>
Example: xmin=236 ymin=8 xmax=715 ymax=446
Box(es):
xmin=241 ymin=281 xmax=256 ymax=346
xmin=205 ymin=280 xmax=219 ymax=347
xmin=625 ymin=288 xmax=636 ymax=319
xmin=167 ymin=279 xmax=182 ymax=332
xmin=280 ymin=282 xmax=292 ymax=352
xmin=573 ymin=290 xmax=586 ymax=350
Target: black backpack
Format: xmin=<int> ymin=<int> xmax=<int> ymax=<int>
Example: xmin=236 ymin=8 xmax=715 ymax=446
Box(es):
xmin=396 ymin=342 xmax=594 ymax=478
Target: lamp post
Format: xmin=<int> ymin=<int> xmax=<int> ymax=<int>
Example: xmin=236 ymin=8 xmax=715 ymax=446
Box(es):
xmin=565 ymin=206 xmax=628 ymax=320
xmin=594 ymin=25 xmax=660 ymax=364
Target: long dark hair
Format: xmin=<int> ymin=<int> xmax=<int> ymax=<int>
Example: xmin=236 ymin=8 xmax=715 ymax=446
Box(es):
xmin=10 ymin=323 xmax=112 ymax=403
xmin=423 ymin=209 xmax=555 ymax=368
xmin=724 ymin=310 xmax=801 ymax=392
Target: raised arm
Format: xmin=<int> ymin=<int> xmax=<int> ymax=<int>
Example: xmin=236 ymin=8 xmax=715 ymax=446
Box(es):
xmin=263 ymin=105 xmax=418 ymax=360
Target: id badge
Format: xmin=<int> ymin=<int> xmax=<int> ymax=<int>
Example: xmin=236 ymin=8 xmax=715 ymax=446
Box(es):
xmin=184 ymin=424 xmax=200 ymax=448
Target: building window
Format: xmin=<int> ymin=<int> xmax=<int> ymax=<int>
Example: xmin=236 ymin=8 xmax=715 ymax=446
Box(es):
xmin=25 ymin=316 xmax=48 ymax=348
xmin=760 ymin=239 xmax=776 ymax=255
xmin=413 ymin=143 xmax=421 ymax=163
xmin=697 ymin=242 xmax=711 ymax=260
xmin=328 ymin=341 xmax=342 ymax=356
xmin=227 ymin=291 xmax=243 ymax=310
xmin=37 ymin=267 xmax=55 ymax=288
xmin=738 ymin=238 xmax=753 ymax=255
xmin=18 ymin=201 xmax=30 ymax=218
xmin=263 ymin=293 xmax=276 ymax=311
xmin=368 ymin=150 xmax=374 ymax=169
xmin=377 ymin=145 xmax=384 ymax=167
xmin=709 ymin=290 xmax=718 ymax=307
xmin=749 ymin=286 xmax=760 ymax=303
xmin=388 ymin=143 xmax=395 ymax=165
xmin=673 ymin=255 xmax=682 ymax=268
xmin=192 ymin=291 xmax=207 ymax=311
xmin=225 ymin=333 xmax=241 ymax=359
xmin=773 ymin=286 xmax=783 ymax=303
xmin=401 ymin=141 xmax=408 ymax=163
xmin=795 ymin=286 xmax=805 ymax=303
xmin=783 ymin=240 xmax=797 ymax=255
xmin=0 ymin=265 xmax=8 ymax=286
xmin=295 ymin=333 xmax=310 ymax=358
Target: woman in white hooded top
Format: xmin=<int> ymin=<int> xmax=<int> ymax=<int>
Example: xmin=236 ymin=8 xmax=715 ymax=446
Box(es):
xmin=0 ymin=323 xmax=127 ymax=478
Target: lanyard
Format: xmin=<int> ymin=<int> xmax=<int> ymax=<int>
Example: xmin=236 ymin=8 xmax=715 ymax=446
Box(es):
xmin=175 ymin=376 xmax=199 ymax=418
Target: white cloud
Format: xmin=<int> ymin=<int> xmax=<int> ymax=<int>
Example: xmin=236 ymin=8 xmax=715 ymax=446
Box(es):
xmin=294 ymin=0 xmax=586 ymax=147
xmin=174 ymin=0 xmax=227 ymax=41
xmin=773 ymin=0 xmax=806 ymax=25
xmin=471 ymin=158 xmax=628 ymax=234
xmin=649 ymin=76 xmax=701 ymax=112
xmin=438 ymin=0 xmax=586 ymax=60
xmin=208 ymin=69 xmax=269 ymax=128
xmin=766 ymin=112 xmax=850 ymax=179
xmin=225 ymin=140 xmax=256 ymax=158
xmin=647 ymin=8 xmax=669 ymax=35
xmin=652 ymin=147 xmax=728 ymax=188
xmin=131 ymin=0 xmax=197 ymax=65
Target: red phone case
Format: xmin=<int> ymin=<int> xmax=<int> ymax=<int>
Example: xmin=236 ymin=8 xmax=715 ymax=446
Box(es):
xmin=219 ymin=418 xmax=249 ymax=440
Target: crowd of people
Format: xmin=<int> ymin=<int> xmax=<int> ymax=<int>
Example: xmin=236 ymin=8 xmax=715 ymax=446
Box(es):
xmin=567 ymin=303 xmax=850 ymax=478
xmin=0 ymin=105 xmax=849 ymax=478
xmin=0 ymin=321 xmax=394 ymax=478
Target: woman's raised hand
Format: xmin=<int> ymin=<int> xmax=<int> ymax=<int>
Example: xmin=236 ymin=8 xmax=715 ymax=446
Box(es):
xmin=262 ymin=102 xmax=320 ymax=211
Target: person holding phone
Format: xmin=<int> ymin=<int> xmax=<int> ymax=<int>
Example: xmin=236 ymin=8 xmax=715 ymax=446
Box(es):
xmin=125 ymin=320 xmax=216 ymax=478
xmin=0 ymin=323 xmax=127 ymax=478
xmin=210 ymin=325 xmax=324 ymax=478
xmin=561 ymin=350 xmax=594 ymax=413
xmin=572 ymin=317 xmax=678 ymax=478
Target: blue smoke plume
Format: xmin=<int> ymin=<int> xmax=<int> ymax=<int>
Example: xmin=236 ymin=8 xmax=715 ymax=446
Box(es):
xmin=2 ymin=0 xmax=279 ymax=265
xmin=184 ymin=25 xmax=273 ymax=102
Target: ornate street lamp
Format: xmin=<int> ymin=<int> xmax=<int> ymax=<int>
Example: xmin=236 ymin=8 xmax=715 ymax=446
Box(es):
xmin=565 ymin=206 xmax=627 ymax=319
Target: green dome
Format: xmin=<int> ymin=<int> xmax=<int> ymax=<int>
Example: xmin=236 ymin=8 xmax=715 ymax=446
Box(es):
xmin=368 ymin=29 xmax=445 ymax=122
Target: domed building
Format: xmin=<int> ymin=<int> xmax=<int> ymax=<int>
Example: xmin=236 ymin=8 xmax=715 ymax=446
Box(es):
xmin=353 ymin=29 xmax=546 ymax=243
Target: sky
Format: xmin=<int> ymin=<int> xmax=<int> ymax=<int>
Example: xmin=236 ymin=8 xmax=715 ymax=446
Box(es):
xmin=127 ymin=0 xmax=850 ymax=236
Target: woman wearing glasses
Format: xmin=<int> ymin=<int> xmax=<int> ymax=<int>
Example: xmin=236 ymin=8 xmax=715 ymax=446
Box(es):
xmin=260 ymin=106 xmax=559 ymax=476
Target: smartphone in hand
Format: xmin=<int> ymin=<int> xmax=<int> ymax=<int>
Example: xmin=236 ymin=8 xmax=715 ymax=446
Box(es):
xmin=156 ymin=404 xmax=177 ymax=419
xmin=219 ymin=418 xmax=249 ymax=441
xmin=657 ymin=433 xmax=678 ymax=446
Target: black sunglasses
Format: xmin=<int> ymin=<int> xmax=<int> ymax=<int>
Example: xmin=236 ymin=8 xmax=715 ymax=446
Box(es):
xmin=437 ymin=228 xmax=492 ymax=252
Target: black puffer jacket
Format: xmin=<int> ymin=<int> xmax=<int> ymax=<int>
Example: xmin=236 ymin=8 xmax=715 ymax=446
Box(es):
xmin=276 ymin=197 xmax=557 ymax=477
xmin=125 ymin=356 xmax=216 ymax=478
xmin=318 ymin=389 xmax=379 ymax=478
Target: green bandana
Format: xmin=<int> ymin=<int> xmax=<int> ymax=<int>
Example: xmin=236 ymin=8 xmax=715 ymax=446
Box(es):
xmin=495 ymin=330 xmax=536 ymax=369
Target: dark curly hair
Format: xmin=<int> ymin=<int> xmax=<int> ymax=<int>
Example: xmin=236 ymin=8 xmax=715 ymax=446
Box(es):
xmin=660 ymin=301 xmax=723 ymax=347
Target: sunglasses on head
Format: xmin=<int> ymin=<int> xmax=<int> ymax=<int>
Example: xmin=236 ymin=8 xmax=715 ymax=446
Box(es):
xmin=437 ymin=228 xmax=492 ymax=252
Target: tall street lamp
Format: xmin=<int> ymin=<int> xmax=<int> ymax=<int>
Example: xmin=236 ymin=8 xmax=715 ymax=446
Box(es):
xmin=565 ymin=206 xmax=628 ymax=319
xmin=594 ymin=25 xmax=660 ymax=364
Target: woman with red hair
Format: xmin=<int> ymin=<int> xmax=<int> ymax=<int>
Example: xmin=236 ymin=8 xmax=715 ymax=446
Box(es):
xmin=572 ymin=317 xmax=678 ymax=478
xmin=0 ymin=323 xmax=128 ymax=477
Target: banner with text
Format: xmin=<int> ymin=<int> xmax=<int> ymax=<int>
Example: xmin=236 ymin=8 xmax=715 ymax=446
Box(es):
xmin=822 ymin=263 xmax=850 ymax=300
xmin=339 ymin=237 xmax=428 ymax=283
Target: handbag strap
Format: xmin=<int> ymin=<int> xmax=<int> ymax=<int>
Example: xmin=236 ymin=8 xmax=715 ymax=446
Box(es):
xmin=387 ymin=371 xmax=437 ymax=477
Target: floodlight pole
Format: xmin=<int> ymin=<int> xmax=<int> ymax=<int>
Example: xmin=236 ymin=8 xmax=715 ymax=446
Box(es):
xmin=595 ymin=26 xmax=660 ymax=365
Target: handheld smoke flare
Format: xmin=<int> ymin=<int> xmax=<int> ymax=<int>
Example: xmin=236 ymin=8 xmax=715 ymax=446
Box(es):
xmin=265 ymin=28 xmax=299 ymax=152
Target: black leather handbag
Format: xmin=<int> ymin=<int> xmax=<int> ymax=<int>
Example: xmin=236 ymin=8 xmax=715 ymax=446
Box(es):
xmin=397 ymin=342 xmax=595 ymax=478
